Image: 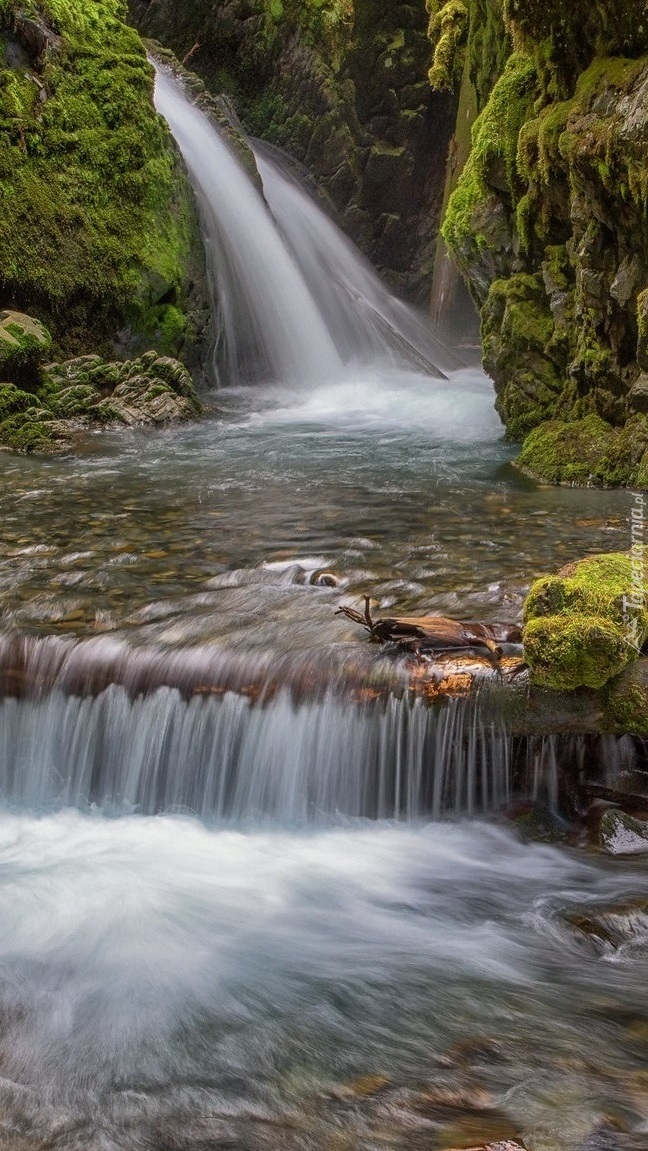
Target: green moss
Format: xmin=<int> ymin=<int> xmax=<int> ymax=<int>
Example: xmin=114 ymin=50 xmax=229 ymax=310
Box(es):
xmin=426 ymin=0 xmax=469 ymax=91
xmin=605 ymin=678 xmax=648 ymax=735
xmin=515 ymin=415 xmax=648 ymax=487
xmin=0 ymin=410 xmax=58 ymax=453
xmin=442 ymin=52 xmax=538 ymax=271
xmin=523 ymin=614 xmax=629 ymax=691
xmin=523 ymin=553 xmax=648 ymax=690
xmin=515 ymin=415 xmax=619 ymax=484
xmin=0 ymin=382 xmax=36 ymax=419
xmin=0 ymin=0 xmax=197 ymax=355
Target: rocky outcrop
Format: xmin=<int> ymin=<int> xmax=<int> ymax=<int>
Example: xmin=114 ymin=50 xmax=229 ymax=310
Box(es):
xmin=130 ymin=0 xmax=457 ymax=301
xmin=0 ymin=0 xmax=209 ymax=367
xmin=433 ymin=0 xmax=648 ymax=484
xmin=0 ymin=348 xmax=202 ymax=454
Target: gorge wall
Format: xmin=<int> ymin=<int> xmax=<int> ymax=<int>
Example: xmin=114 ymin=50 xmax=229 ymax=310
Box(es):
xmin=432 ymin=0 xmax=648 ymax=486
xmin=129 ymin=0 xmax=458 ymax=302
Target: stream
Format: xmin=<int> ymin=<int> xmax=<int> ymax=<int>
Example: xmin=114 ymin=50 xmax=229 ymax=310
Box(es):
xmin=0 ymin=70 xmax=645 ymax=1151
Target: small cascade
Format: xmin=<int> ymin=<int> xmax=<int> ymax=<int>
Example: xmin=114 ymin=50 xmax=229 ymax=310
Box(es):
xmin=0 ymin=635 xmax=644 ymax=823
xmin=0 ymin=685 xmax=511 ymax=820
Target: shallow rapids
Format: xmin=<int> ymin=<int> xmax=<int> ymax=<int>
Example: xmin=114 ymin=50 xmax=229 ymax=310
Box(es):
xmin=0 ymin=813 xmax=646 ymax=1149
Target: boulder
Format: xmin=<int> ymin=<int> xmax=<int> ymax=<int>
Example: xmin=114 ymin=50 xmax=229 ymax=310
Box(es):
xmin=523 ymin=553 xmax=648 ymax=690
xmin=0 ymin=312 xmax=52 ymax=383
xmin=599 ymin=809 xmax=648 ymax=855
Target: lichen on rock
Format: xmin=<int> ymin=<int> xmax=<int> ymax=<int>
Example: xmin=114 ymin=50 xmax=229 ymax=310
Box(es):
xmin=522 ymin=553 xmax=648 ymax=690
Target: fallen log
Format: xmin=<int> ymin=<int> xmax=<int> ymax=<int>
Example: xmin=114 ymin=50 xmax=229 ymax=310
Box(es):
xmin=336 ymin=596 xmax=522 ymax=663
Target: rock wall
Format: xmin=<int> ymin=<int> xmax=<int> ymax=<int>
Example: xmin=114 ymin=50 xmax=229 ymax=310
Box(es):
xmin=130 ymin=0 xmax=457 ymax=301
xmin=431 ymin=0 xmax=648 ymax=486
xmin=0 ymin=0 xmax=209 ymax=368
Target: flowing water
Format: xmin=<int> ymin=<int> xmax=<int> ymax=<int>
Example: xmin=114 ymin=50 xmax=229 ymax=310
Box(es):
xmin=0 ymin=70 xmax=646 ymax=1151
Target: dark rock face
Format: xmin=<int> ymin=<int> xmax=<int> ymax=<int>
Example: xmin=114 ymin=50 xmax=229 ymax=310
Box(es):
xmin=129 ymin=0 xmax=457 ymax=301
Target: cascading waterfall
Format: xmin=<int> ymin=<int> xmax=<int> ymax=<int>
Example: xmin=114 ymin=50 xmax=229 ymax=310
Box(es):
xmin=0 ymin=685 xmax=513 ymax=820
xmin=154 ymin=70 xmax=343 ymax=386
xmin=153 ymin=69 xmax=452 ymax=386
xmin=253 ymin=141 xmax=459 ymax=375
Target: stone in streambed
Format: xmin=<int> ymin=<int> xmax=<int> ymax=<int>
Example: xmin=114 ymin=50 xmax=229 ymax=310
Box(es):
xmin=599 ymin=809 xmax=648 ymax=855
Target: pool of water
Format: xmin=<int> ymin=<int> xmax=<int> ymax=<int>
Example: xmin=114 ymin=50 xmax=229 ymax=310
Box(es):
xmin=0 ymin=367 xmax=632 ymax=656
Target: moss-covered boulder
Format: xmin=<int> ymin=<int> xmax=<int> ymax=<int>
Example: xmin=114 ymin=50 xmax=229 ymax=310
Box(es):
xmin=523 ymin=553 xmax=648 ymax=690
xmin=0 ymin=350 xmax=202 ymax=454
xmin=0 ymin=310 xmax=52 ymax=383
xmin=0 ymin=0 xmax=207 ymax=362
xmin=514 ymin=414 xmax=648 ymax=488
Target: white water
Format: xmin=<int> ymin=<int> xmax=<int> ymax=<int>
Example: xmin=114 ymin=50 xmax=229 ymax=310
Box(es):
xmin=0 ymin=686 xmax=513 ymax=819
xmin=254 ymin=141 xmax=459 ymax=375
xmin=154 ymin=69 xmax=455 ymax=388
xmin=154 ymin=70 xmax=342 ymax=386
xmin=0 ymin=810 xmax=646 ymax=1148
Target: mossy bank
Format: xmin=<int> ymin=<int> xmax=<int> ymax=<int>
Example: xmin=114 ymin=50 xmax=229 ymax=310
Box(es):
xmin=430 ymin=0 xmax=648 ymax=487
xmin=0 ymin=0 xmax=208 ymax=365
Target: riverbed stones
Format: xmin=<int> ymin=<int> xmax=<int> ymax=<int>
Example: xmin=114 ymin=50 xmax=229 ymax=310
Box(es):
xmin=599 ymin=809 xmax=648 ymax=855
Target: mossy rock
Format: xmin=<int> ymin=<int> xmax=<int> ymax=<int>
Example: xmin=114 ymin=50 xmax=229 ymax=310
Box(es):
xmin=515 ymin=414 xmax=648 ymax=488
xmin=0 ymin=410 xmax=65 ymax=454
xmin=523 ymin=553 xmax=648 ymax=690
xmin=0 ymin=311 xmax=52 ymax=383
xmin=605 ymin=671 xmax=648 ymax=736
xmin=0 ymin=348 xmax=202 ymax=452
xmin=0 ymin=0 xmax=204 ymax=358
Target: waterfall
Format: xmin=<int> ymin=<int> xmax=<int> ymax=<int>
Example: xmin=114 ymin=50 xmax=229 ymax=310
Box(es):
xmin=154 ymin=69 xmax=453 ymax=386
xmin=252 ymin=143 xmax=459 ymax=375
xmin=154 ymin=70 xmax=342 ymax=386
xmin=0 ymin=684 xmax=512 ymax=820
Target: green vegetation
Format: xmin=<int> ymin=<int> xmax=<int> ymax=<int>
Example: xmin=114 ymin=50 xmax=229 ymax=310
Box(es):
xmin=0 ymin=341 xmax=202 ymax=455
xmin=516 ymin=415 xmax=648 ymax=488
xmin=523 ymin=554 xmax=648 ymax=690
xmin=0 ymin=0 xmax=199 ymax=356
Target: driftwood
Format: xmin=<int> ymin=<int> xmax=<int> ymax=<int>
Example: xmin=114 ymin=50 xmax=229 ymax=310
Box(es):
xmin=336 ymin=596 xmax=522 ymax=663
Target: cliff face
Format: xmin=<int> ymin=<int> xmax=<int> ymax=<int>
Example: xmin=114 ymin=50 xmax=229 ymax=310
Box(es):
xmin=433 ymin=0 xmax=648 ymax=486
xmin=0 ymin=0 xmax=208 ymax=365
xmin=130 ymin=0 xmax=457 ymax=301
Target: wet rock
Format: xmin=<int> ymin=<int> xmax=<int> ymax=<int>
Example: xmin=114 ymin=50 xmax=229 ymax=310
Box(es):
xmin=565 ymin=899 xmax=648 ymax=954
xmin=599 ymin=809 xmax=648 ymax=855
